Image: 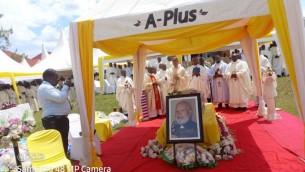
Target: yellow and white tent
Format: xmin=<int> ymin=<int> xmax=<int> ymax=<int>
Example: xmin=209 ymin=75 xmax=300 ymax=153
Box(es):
xmin=69 ymin=0 xmax=305 ymax=166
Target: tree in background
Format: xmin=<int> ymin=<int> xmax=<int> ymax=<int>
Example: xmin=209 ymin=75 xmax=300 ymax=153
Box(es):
xmin=0 ymin=14 xmax=13 ymax=51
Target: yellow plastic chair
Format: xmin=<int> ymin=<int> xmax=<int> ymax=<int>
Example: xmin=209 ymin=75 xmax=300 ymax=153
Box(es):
xmin=26 ymin=129 xmax=72 ymax=172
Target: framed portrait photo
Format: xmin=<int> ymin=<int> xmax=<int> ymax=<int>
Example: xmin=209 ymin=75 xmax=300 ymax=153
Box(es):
xmin=166 ymin=93 xmax=203 ymax=143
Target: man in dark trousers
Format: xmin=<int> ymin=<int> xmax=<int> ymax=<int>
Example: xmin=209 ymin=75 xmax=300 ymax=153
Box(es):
xmin=37 ymin=68 xmax=71 ymax=154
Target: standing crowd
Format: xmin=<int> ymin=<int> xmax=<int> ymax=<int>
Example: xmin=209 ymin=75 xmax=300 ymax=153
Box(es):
xmin=99 ymin=43 xmax=282 ymax=121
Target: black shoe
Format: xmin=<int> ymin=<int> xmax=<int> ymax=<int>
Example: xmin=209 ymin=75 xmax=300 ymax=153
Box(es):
xmin=225 ymin=104 xmax=229 ymax=109
xmin=240 ymin=107 xmax=247 ymax=111
xmin=217 ymin=103 xmax=223 ymax=109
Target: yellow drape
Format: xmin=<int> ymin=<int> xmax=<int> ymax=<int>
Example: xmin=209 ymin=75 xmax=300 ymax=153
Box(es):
xmin=77 ymin=20 xmax=103 ymax=167
xmin=267 ymin=0 xmax=304 ymax=155
xmin=98 ymin=57 xmax=104 ymax=92
xmin=267 ymin=0 xmax=302 ymax=115
xmin=94 ymin=16 xmax=272 ymax=57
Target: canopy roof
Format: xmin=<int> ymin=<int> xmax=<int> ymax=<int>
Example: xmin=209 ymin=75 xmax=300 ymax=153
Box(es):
xmin=76 ymin=0 xmax=272 ymax=57
xmin=0 ymin=50 xmax=31 ymax=73
xmin=32 ymin=30 xmax=72 ymax=72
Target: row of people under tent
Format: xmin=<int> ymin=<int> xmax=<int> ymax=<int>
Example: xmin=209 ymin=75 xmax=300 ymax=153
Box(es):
xmin=259 ymin=41 xmax=288 ymax=77
xmin=105 ymin=61 xmax=133 ymax=86
xmin=0 ymin=78 xmax=77 ymax=112
xmin=115 ymin=52 xmax=278 ymax=121
xmin=0 ymin=80 xmax=41 ymax=112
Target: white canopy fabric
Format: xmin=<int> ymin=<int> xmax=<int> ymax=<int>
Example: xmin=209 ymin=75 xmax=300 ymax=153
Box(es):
xmin=32 ymin=30 xmax=72 ymax=72
xmin=0 ymin=50 xmax=31 ymax=73
xmin=77 ymin=0 xmax=269 ymax=41
xmin=69 ymin=0 xmax=305 ymax=166
xmin=41 ymin=44 xmax=50 ymax=61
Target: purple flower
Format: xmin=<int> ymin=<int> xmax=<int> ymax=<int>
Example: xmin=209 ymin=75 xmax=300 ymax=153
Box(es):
xmin=8 ymin=118 xmax=21 ymax=125
xmin=21 ymin=125 xmax=30 ymax=132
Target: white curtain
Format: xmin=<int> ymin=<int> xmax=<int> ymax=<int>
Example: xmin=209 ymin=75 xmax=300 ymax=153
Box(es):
xmin=240 ymin=34 xmax=266 ymax=116
xmin=284 ymin=0 xmax=305 ymax=121
xmin=69 ymin=23 xmax=92 ymax=165
xmin=132 ymin=47 xmax=147 ymax=126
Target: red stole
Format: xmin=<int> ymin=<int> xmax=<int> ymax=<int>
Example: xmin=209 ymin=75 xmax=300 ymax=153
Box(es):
xmin=150 ymin=74 xmax=162 ymax=109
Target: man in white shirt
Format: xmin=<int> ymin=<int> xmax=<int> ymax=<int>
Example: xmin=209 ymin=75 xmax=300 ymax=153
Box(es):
xmin=224 ymin=54 xmax=252 ymax=110
xmin=269 ymin=42 xmax=284 ymax=77
xmin=210 ymin=55 xmax=229 ymax=109
xmin=125 ymin=61 xmax=133 ymax=78
xmin=116 ymin=70 xmax=135 ymax=117
xmin=106 ymin=63 xmax=118 ymax=87
xmin=167 ymin=56 xmax=189 ymax=92
xmin=37 ymin=68 xmax=71 ymax=154
xmin=156 ymin=64 xmax=170 ymax=115
xmin=187 ymin=54 xmax=209 ymax=103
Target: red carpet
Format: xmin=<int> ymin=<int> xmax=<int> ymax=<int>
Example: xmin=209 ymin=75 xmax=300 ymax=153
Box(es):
xmin=101 ymin=103 xmax=305 ymax=172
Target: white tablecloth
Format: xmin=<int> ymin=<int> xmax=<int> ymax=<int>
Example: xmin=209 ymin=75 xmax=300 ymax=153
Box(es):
xmin=0 ymin=103 xmax=33 ymax=124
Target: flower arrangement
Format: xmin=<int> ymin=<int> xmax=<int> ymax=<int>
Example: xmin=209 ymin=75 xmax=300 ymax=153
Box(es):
xmin=1 ymin=103 xmax=17 ymax=110
xmin=140 ymin=139 xmax=164 ymax=159
xmin=161 ymin=144 xmax=217 ymax=169
xmin=140 ymin=113 xmax=238 ymax=169
xmin=208 ymin=114 xmax=238 ymax=160
xmin=205 ymin=61 xmax=212 ymax=68
xmin=262 ymin=66 xmax=275 ymax=77
xmin=0 ymin=110 xmax=36 ymax=147
xmin=124 ymin=81 xmax=132 ymax=89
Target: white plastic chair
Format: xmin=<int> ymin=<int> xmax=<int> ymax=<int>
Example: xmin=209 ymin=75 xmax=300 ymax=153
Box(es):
xmin=68 ymin=113 xmax=83 ymax=160
xmin=103 ymin=79 xmax=116 ymax=94
xmin=68 ymin=113 xmax=101 ymax=160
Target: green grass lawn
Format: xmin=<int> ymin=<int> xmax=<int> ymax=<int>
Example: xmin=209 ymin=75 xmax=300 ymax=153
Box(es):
xmin=31 ymin=76 xmax=300 ymax=134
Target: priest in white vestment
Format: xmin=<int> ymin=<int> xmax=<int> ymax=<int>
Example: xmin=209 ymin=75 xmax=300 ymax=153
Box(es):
xmin=269 ymin=42 xmax=283 ymax=77
xmin=143 ymin=67 xmax=163 ymax=118
xmin=224 ymin=54 xmax=251 ymax=110
xmin=116 ymin=70 xmax=135 ymax=117
xmin=210 ymin=55 xmax=229 ymax=109
xmin=17 ymin=81 xmax=27 ymax=104
xmin=4 ymin=85 xmax=17 ymax=104
xmin=156 ymin=64 xmax=170 ymax=115
xmin=0 ymin=85 xmax=10 ymax=105
xmin=167 ymin=56 xmax=189 ymax=92
xmin=187 ymin=54 xmax=209 ymax=103
xmin=125 ymin=61 xmax=133 ymax=78
xmin=106 ymin=63 xmax=118 ymax=87
xmin=25 ymin=83 xmax=39 ymax=112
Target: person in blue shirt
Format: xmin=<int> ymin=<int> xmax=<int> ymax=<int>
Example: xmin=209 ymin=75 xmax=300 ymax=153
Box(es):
xmin=37 ymin=68 xmax=72 ymax=154
xmin=171 ymin=101 xmax=198 ymax=138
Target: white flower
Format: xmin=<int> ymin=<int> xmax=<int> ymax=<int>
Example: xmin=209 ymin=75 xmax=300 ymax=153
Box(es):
xmin=152 ymin=145 xmax=159 ymax=152
xmin=148 ymin=149 xmax=154 ymax=157
xmin=148 ymin=140 xmax=153 ymax=146
xmin=215 ymin=155 xmax=222 ymax=160
xmin=151 ymin=153 xmax=158 ymax=159
xmin=142 ymin=153 xmax=147 ymax=157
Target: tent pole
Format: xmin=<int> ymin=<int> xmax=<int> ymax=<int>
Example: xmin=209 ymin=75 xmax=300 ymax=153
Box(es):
xmin=9 ymin=73 xmax=22 ymax=104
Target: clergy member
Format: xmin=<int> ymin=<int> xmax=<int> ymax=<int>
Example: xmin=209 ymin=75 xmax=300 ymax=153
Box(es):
xmin=106 ymin=63 xmax=118 ymax=87
xmin=187 ymin=54 xmax=209 ymax=103
xmin=224 ymin=53 xmax=251 ymax=110
xmin=167 ymin=56 xmax=189 ymax=92
xmin=143 ymin=66 xmax=163 ymax=118
xmin=116 ymin=69 xmax=135 ymax=117
xmin=210 ymin=55 xmax=229 ymax=109
xmin=156 ymin=63 xmax=170 ymax=115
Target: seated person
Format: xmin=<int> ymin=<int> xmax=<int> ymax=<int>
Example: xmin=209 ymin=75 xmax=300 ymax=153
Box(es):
xmin=171 ymin=101 xmax=198 ymax=138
